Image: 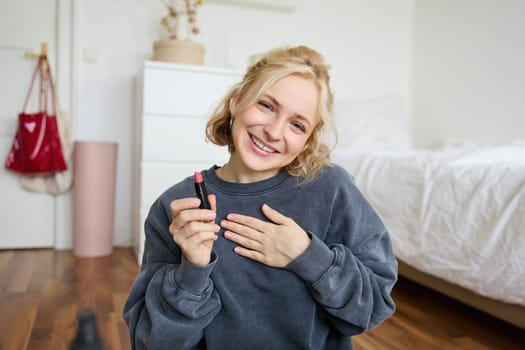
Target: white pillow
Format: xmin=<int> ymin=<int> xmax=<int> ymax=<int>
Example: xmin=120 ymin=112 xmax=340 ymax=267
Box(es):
xmin=333 ymin=95 xmax=412 ymax=150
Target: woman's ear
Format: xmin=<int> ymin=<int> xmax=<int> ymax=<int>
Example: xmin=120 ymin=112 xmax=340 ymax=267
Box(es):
xmin=229 ymin=93 xmax=239 ymax=114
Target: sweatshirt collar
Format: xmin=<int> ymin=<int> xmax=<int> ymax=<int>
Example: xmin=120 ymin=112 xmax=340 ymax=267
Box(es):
xmin=203 ymin=165 xmax=291 ymax=196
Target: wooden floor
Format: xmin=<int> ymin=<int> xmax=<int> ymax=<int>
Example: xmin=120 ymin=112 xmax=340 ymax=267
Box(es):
xmin=0 ymin=248 xmax=138 ymax=350
xmin=353 ymin=278 xmax=525 ymax=349
xmin=0 ymin=249 xmax=523 ymax=349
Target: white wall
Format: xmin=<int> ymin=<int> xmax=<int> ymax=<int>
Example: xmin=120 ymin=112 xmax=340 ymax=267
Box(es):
xmin=410 ymin=0 xmax=525 ymax=148
xmin=72 ymin=0 xmax=413 ymax=247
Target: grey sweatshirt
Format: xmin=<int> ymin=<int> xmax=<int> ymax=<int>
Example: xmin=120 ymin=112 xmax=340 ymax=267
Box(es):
xmin=123 ymin=164 xmax=397 ymax=350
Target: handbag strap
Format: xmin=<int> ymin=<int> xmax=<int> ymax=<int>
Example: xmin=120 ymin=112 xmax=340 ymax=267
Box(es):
xmin=41 ymin=57 xmax=59 ymax=116
xmin=22 ymin=56 xmax=58 ymax=115
xmin=29 ymin=108 xmax=47 ymax=160
xmin=22 ymin=57 xmax=44 ymax=113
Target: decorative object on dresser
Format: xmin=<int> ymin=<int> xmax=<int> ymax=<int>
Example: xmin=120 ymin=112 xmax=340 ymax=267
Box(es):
xmin=153 ymin=0 xmax=205 ymax=65
xmin=133 ymin=61 xmax=243 ymax=262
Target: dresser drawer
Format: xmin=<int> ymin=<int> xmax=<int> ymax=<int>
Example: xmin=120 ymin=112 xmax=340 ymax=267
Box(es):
xmin=143 ymin=65 xmax=242 ymax=116
xmin=140 ymin=162 xmax=222 ymax=208
xmin=142 ymin=115 xmax=229 ymax=162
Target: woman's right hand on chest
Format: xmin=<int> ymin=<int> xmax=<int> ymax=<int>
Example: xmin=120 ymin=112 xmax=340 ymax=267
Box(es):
xmin=169 ymin=195 xmax=220 ymax=266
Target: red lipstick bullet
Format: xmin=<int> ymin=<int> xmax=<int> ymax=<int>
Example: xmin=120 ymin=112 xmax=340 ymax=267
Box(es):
xmin=194 ymin=171 xmax=211 ymax=209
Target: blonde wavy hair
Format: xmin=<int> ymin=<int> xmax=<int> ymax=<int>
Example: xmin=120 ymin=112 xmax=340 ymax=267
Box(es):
xmin=206 ymin=45 xmax=336 ymax=180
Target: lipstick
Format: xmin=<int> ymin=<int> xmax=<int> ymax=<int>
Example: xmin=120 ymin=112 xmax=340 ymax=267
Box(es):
xmin=194 ymin=171 xmax=211 ymax=209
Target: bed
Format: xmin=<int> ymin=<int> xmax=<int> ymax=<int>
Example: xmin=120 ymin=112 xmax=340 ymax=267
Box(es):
xmin=331 ymin=96 xmax=525 ymax=329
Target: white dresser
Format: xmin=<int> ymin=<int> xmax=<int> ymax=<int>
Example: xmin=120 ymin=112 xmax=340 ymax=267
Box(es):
xmin=133 ymin=61 xmax=243 ymax=262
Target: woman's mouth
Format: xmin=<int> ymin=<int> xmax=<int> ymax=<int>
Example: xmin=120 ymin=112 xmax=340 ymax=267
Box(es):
xmin=250 ymin=134 xmax=277 ymax=153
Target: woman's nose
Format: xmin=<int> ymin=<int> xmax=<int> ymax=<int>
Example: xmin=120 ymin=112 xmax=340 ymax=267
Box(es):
xmin=263 ymin=117 xmax=285 ymax=141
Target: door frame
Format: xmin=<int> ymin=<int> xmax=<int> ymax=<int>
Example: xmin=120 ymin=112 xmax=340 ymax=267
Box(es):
xmin=54 ymin=0 xmax=76 ymax=249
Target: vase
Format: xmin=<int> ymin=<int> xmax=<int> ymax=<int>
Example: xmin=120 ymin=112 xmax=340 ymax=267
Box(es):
xmin=174 ymin=13 xmax=189 ymax=40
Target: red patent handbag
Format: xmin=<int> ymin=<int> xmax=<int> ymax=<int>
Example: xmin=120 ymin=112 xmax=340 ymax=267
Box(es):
xmin=4 ymin=56 xmax=67 ymax=174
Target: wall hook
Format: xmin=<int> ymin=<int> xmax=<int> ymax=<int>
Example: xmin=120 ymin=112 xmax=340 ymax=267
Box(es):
xmin=25 ymin=42 xmax=49 ymax=80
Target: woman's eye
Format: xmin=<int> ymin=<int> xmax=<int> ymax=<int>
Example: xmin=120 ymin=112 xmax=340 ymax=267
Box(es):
xmin=257 ymin=101 xmax=273 ymax=111
xmin=291 ymin=121 xmax=306 ymax=132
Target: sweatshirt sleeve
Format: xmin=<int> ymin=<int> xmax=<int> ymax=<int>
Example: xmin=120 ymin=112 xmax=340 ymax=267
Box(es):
xmin=285 ymin=173 xmax=397 ymax=337
xmin=123 ymin=198 xmax=221 ymax=350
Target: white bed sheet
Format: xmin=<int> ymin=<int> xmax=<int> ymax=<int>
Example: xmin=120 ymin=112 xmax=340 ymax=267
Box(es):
xmin=333 ymin=142 xmax=525 ymax=306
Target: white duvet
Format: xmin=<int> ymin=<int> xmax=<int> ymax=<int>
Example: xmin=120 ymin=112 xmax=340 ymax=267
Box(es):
xmin=333 ymin=142 xmax=525 ymax=306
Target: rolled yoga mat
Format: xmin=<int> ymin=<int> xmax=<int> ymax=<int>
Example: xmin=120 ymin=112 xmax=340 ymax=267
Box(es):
xmin=73 ymin=141 xmax=118 ymax=257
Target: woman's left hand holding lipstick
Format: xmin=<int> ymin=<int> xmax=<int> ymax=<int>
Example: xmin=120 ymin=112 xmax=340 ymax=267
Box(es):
xmin=221 ymin=203 xmax=311 ymax=268
xmin=169 ymin=195 xmax=220 ymax=266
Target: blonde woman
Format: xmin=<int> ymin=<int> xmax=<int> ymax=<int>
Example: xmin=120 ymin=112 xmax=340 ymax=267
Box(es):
xmin=124 ymin=45 xmax=397 ymax=349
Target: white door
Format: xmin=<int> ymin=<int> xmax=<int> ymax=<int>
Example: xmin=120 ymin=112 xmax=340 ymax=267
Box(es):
xmin=0 ymin=0 xmax=58 ymax=248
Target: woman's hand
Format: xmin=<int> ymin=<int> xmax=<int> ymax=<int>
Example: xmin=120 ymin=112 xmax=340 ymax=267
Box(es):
xmin=221 ymin=204 xmax=311 ymax=268
xmin=169 ymin=195 xmax=220 ymax=266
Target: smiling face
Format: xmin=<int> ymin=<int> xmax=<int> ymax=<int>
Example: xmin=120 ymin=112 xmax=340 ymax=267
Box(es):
xmin=225 ymin=74 xmax=320 ymax=182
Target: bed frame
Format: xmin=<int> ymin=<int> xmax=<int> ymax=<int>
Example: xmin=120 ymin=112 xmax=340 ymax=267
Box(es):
xmin=397 ymin=260 xmax=525 ymax=330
